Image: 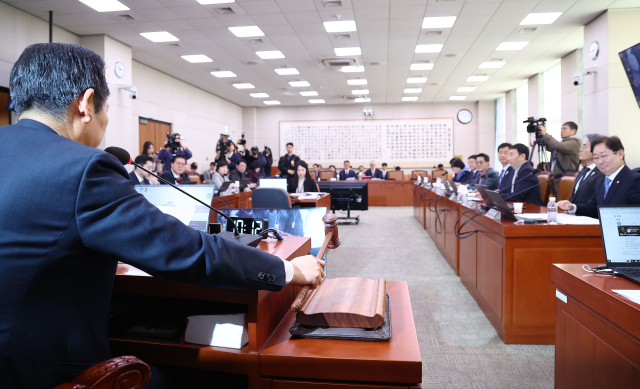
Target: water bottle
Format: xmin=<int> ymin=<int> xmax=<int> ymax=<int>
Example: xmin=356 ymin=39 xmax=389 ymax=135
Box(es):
xmin=547 ymin=196 xmax=558 ymax=224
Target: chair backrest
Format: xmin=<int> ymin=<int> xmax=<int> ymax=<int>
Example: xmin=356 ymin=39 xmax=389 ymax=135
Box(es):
xmin=431 ymin=169 xmax=447 ymax=180
xmin=557 ymin=176 xmax=576 ymax=201
xmin=252 ymin=187 xmax=291 ymax=209
xmin=55 ymin=356 xmax=150 ymax=389
xmin=320 ymin=171 xmax=335 ymax=180
xmin=411 ymin=170 xmax=428 ymax=179
xmin=538 ymin=174 xmax=550 ymax=204
xmin=388 ymin=170 xmax=404 ymax=180
xmin=189 ymin=175 xmax=202 ymax=184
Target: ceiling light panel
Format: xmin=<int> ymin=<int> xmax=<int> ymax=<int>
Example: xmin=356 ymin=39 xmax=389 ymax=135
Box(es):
xmin=197 ymin=0 xmax=235 ymax=4
xmin=407 ymin=77 xmax=427 ymax=84
xmin=79 ymin=0 xmax=129 ymax=12
xmin=347 ymin=79 xmax=367 ymax=85
xmin=264 ymin=100 xmax=281 ymax=105
xmin=467 ymin=76 xmax=489 ymax=82
xmin=404 ymin=88 xmax=423 ymax=93
xmin=422 ymin=16 xmax=457 ymax=29
xmin=334 ymin=47 xmax=361 ymax=56
xmin=354 ymin=97 xmax=371 ymax=103
xmin=140 ymin=32 xmax=179 ymax=42
xmin=211 ymin=71 xmax=236 ymax=78
xmin=415 ymin=44 xmax=443 ymax=53
xmin=228 ymin=26 xmax=264 ymax=38
xmin=496 ymin=42 xmax=529 ymax=51
xmin=289 ymin=81 xmax=310 ymax=87
xmin=402 ymin=97 xmax=418 ymax=102
xmin=182 ymin=55 xmax=213 ymax=63
xmin=256 ymin=51 xmax=285 ymax=59
xmin=410 ymin=63 xmax=434 ymax=70
xmin=449 ymin=96 xmax=467 ymax=100
xmin=250 ymin=93 xmax=269 ymax=98
xmin=457 ymin=87 xmax=477 ymax=92
xmin=233 ymin=83 xmax=255 ymax=89
xmin=351 ymin=89 xmax=369 ymax=94
xmin=309 ymin=99 xmax=325 ymax=104
xmin=520 ymin=12 xmax=562 ymax=25
xmin=479 ymin=61 xmax=506 ymax=69
xmin=341 ymin=66 xmax=365 ymax=73
xmin=275 ymin=68 xmax=299 ymax=75
xmin=300 ymin=91 xmax=319 ymax=96
xmin=323 ymin=20 xmax=357 ymax=33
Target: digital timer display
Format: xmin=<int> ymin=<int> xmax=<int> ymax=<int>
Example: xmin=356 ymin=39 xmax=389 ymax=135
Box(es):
xmin=225 ymin=217 xmax=268 ymax=235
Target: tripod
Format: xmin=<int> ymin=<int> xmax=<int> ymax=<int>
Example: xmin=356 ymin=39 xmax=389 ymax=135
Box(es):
xmin=529 ymin=138 xmax=556 ymax=198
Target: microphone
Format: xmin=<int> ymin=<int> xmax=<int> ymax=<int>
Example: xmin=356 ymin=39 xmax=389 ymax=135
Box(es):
xmin=498 ymin=168 xmax=540 ymax=193
xmin=502 ymin=172 xmax=562 ymax=201
xmin=105 ymin=147 xmax=259 ymax=245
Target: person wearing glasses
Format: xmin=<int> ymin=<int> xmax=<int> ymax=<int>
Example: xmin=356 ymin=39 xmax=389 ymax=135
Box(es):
xmin=567 ymin=134 xmax=604 ymax=204
xmin=469 ymin=153 xmax=498 ymax=190
xmin=159 ymin=155 xmax=191 ymax=185
xmin=557 ymin=136 xmax=640 ymax=218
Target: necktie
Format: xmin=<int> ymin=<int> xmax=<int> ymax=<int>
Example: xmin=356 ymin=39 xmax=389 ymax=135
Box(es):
xmin=604 ymin=177 xmax=612 ymax=198
xmin=499 ymin=168 xmax=505 ymax=184
xmin=574 ymin=168 xmax=590 ymax=193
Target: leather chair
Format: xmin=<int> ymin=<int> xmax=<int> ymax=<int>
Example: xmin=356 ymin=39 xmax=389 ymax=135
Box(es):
xmin=55 ymin=356 xmax=150 ymax=389
xmin=387 ymin=170 xmax=404 ymax=180
xmin=538 ymin=174 xmax=551 ymax=204
xmin=557 ymin=176 xmax=576 ymax=201
xmin=252 ymin=187 xmax=292 ymax=209
xmin=411 ymin=170 xmax=428 ymax=179
xmin=431 ymin=169 xmax=447 ymax=180
xmin=320 ymin=171 xmax=336 ymax=180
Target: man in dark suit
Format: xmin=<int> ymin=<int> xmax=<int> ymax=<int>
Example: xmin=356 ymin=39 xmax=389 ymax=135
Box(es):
xmin=129 ymin=154 xmax=153 ymax=185
xmin=339 ymin=160 xmax=358 ymax=180
xmin=469 ymin=153 xmax=499 ymax=190
xmin=559 ymin=136 xmax=640 ymax=218
xmin=365 ymin=160 xmax=383 ymax=179
xmin=468 ymin=155 xmax=479 ymax=183
xmin=380 ymin=163 xmax=389 ymax=180
xmin=500 ymin=144 xmax=543 ymax=206
xmin=278 ymin=142 xmax=299 ymax=180
xmin=568 ymin=134 xmax=604 ymax=204
xmin=159 ymin=155 xmax=191 ymax=185
xmin=0 ymin=43 xmax=325 ymax=389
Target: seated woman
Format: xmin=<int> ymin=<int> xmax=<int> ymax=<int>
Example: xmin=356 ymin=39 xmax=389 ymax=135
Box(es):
xmin=450 ymin=158 xmax=472 ymax=184
xmin=212 ymin=160 xmax=235 ymax=194
xmin=247 ymin=160 xmax=262 ymax=184
xmin=288 ymin=161 xmax=320 ymax=193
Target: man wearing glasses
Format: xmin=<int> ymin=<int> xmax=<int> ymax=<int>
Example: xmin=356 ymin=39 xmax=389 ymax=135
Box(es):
xmin=558 ymin=136 xmax=640 ymax=218
xmin=159 ymin=155 xmax=192 ymax=185
xmin=469 ymin=153 xmax=499 ymax=190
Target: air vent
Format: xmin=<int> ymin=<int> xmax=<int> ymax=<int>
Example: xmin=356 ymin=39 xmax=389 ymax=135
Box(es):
xmin=370 ymin=62 xmax=380 ymax=66
xmin=321 ymin=57 xmax=358 ymax=71
xmin=115 ymin=14 xmax=137 ymax=21
xmin=334 ymin=34 xmax=351 ymax=40
xmin=247 ymin=39 xmax=264 ymax=44
xmin=426 ymin=30 xmax=443 ymax=36
xmin=489 ymin=58 xmax=503 ymax=62
xmin=323 ymin=0 xmax=343 ymax=7
xmin=166 ymin=43 xmax=182 ymax=48
xmin=341 ymin=95 xmax=360 ymax=101
xmin=214 ymin=7 xmax=235 ymax=15
xmin=520 ymin=27 xmax=539 ymax=33
xmin=246 ymin=61 xmax=259 ymax=65
xmin=436 ymin=0 xmax=456 ymax=2
xmin=417 ymin=60 xmax=431 ymax=63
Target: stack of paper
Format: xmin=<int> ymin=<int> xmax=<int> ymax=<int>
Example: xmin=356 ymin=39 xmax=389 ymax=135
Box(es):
xmin=184 ymin=313 xmax=248 ymax=349
xmin=514 ymin=213 xmax=600 ymax=225
xmin=612 ymin=290 xmax=640 ymax=305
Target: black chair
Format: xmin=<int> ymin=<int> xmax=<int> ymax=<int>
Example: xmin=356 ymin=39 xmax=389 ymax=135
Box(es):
xmin=252 ymin=188 xmax=292 ymax=209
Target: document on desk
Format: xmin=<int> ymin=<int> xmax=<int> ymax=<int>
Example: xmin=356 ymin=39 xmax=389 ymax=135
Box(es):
xmin=157 ymin=206 xmax=196 ymax=226
xmin=184 ymin=313 xmax=248 ymax=349
xmin=612 ymin=290 xmax=640 ymax=305
xmin=515 ymin=213 xmax=600 ymax=225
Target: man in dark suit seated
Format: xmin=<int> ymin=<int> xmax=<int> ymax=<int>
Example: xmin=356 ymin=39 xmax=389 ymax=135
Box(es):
xmin=568 ymin=133 xmax=604 ymax=204
xmin=365 ymin=160 xmax=383 ymax=179
xmin=558 ymin=136 xmax=640 ymax=218
xmin=159 ymin=155 xmax=191 ymax=185
xmin=0 ymin=43 xmax=325 ymax=389
xmin=469 ymin=153 xmax=498 ymax=190
xmin=499 ymin=144 xmax=543 ymax=206
xmin=339 ymin=160 xmax=358 ymax=180
xmin=380 ymin=162 xmax=389 ymax=180
xmin=128 ymin=155 xmax=153 ymax=185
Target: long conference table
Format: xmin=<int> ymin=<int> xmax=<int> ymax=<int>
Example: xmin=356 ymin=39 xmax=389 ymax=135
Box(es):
xmin=413 ymin=185 xmax=604 ymax=344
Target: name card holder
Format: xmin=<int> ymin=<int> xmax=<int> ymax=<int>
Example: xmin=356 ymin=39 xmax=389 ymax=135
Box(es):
xmin=465 ymin=200 xmax=478 ymax=210
xmin=484 ymin=208 xmax=501 ymax=221
xmin=448 ymin=193 xmax=457 ymax=201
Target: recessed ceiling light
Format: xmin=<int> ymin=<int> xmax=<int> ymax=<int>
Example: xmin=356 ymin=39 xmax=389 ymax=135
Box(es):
xmin=140 ymin=31 xmax=179 ymax=42
xmin=457 ymin=87 xmax=477 ymax=92
xmin=354 ymin=97 xmax=371 ymax=103
xmin=256 ymin=51 xmax=285 ymax=59
xmin=479 ymin=61 xmax=506 ymax=69
xmin=496 ymin=42 xmax=529 ymax=51
xmin=351 ymin=89 xmax=369 ymax=94
xmin=233 ymin=83 xmax=255 ymax=89
xmin=309 ymin=99 xmax=325 ymax=104
xmin=228 ymin=26 xmax=264 ymax=38
xmin=341 ymin=66 xmax=365 ymax=73
xmin=182 ymin=55 xmax=213 ymax=63
xmin=300 ymin=91 xmax=319 ymax=96
xmin=467 ymin=76 xmax=489 ymax=82
xmin=323 ymin=20 xmax=357 ymax=33
xmin=274 ymin=68 xmax=299 ymax=75
xmin=407 ymin=77 xmax=427 ymax=84
xmin=197 ymin=0 xmax=235 ymax=4
xmin=289 ymin=81 xmax=310 ymax=87
xmin=415 ymin=44 xmax=443 ymax=53
xmin=402 ymin=97 xmax=418 ymax=102
xmin=449 ymin=96 xmax=467 ymax=100
xmin=422 ymin=16 xmax=457 ymax=29
xmin=347 ymin=79 xmax=367 ymax=85
xmin=410 ymin=63 xmax=434 ymax=70
xmin=520 ymin=12 xmax=562 ymax=25
xmin=404 ymin=88 xmax=422 ymax=93
xmin=79 ymin=0 xmax=129 ymax=12
xmin=211 ymin=70 xmax=236 ymax=78
xmin=264 ymin=100 xmax=281 ymax=105
xmin=250 ymin=93 xmax=269 ymax=98
xmin=334 ymin=47 xmax=361 ymax=56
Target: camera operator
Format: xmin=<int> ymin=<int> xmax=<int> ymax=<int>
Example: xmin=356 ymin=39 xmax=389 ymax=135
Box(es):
xmin=263 ymin=146 xmax=273 ymax=177
xmin=237 ymin=139 xmax=247 ymax=156
xmin=278 ymin=142 xmax=300 ymax=180
xmin=538 ymin=121 xmax=581 ymax=193
xmin=158 ymin=133 xmax=192 ymax=173
xmin=216 ymin=140 xmax=241 ymax=171
xmin=245 ymin=146 xmax=267 ymax=177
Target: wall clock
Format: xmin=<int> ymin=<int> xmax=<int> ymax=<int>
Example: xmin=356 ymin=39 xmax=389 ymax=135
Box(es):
xmin=589 ymin=41 xmax=599 ymax=60
xmin=457 ymin=109 xmax=472 ymax=124
xmin=114 ymin=61 xmax=125 ymax=78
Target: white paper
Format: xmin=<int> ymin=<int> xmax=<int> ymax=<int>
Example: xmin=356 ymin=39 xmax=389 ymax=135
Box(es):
xmin=612 ymin=290 xmax=640 ymax=305
xmin=184 ymin=313 xmax=248 ymax=349
xmin=514 ymin=213 xmax=600 ymax=225
xmin=156 ymin=206 xmax=195 ymax=226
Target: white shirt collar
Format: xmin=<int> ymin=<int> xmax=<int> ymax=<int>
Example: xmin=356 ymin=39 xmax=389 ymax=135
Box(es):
xmin=586 ymin=162 xmax=597 ymax=171
xmin=171 ymin=169 xmax=180 ymax=178
xmin=606 ymin=165 xmax=625 ymax=181
xmin=134 ymin=171 xmax=145 ymax=183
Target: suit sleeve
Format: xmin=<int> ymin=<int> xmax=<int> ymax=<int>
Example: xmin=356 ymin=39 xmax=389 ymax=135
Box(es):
xmin=485 ymin=171 xmax=499 ymax=190
xmin=182 ymin=148 xmax=193 ymax=160
xmin=503 ymin=174 xmax=537 ymax=202
xmin=75 ymin=153 xmax=286 ymax=290
xmin=541 ymin=134 xmax=581 ymax=154
xmin=278 ymin=157 xmax=288 ymax=174
xmin=576 ymin=189 xmax=599 ymax=218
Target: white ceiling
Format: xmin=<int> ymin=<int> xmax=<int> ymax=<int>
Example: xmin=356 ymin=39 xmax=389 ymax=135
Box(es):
xmin=3 ymin=0 xmax=637 ymax=107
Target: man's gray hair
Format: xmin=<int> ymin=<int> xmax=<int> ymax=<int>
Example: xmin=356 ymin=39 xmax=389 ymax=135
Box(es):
xmin=584 ymin=133 xmax=601 ymax=144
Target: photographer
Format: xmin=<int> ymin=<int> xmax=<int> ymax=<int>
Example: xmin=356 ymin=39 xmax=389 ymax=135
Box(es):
xmin=245 ymin=146 xmax=267 ymax=177
xmin=263 ymin=146 xmax=273 ymax=177
xmin=538 ymin=122 xmax=581 ymax=193
xmin=158 ymin=133 xmax=192 ymax=172
xmin=216 ymin=140 xmax=241 ymax=171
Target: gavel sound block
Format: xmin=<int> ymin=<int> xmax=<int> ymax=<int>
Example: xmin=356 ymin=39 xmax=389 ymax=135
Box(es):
xmin=291 ymin=214 xmax=387 ymax=329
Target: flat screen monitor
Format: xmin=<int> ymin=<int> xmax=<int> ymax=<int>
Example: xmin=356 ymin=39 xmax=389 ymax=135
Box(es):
xmin=259 ymin=178 xmax=287 ymax=191
xmin=598 ymin=206 xmax=640 ymax=265
xmin=619 ymin=42 xmax=640 ymax=108
xmin=317 ymin=181 xmax=368 ymax=212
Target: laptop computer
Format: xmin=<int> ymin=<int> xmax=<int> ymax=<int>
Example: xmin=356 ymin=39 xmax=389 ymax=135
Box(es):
xmin=259 ymin=178 xmax=288 ymax=191
xmin=446 ymin=180 xmax=458 ymax=195
xmin=239 ymin=179 xmax=253 ymax=190
xmin=598 ymin=205 xmax=640 ymax=285
xmin=217 ymin=181 xmax=233 ymax=194
xmin=485 ymin=191 xmax=546 ymax=222
xmin=476 ymin=184 xmax=514 ymax=209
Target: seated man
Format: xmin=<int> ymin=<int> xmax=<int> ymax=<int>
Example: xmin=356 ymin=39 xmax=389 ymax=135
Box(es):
xmin=469 ymin=153 xmax=498 ymax=190
xmin=229 ymin=159 xmax=257 ymax=189
xmin=129 ymin=155 xmax=153 ymax=185
xmin=558 ymin=136 xmax=640 ymax=218
xmin=313 ymin=164 xmax=322 ymax=180
xmin=203 ymin=161 xmax=216 ymax=183
xmin=468 ymin=155 xmax=479 ymax=183
xmin=160 ymin=155 xmax=191 ymax=185
xmin=568 ymin=133 xmax=604 ymax=204
xmin=339 ymin=160 xmax=358 ymax=180
xmin=365 ymin=160 xmax=382 ymax=179
xmin=380 ymin=163 xmax=389 ymax=180
xmin=500 ymin=144 xmax=543 ymax=206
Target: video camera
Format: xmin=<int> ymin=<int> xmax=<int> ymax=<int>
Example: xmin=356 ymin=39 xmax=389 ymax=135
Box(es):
xmin=166 ymin=133 xmax=184 ymax=156
xmin=523 ymin=117 xmax=547 ymax=140
xmin=216 ymin=136 xmax=227 ymax=154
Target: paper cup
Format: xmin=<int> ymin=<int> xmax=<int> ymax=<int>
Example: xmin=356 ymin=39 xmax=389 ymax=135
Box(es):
xmin=513 ymin=202 xmax=524 ymax=214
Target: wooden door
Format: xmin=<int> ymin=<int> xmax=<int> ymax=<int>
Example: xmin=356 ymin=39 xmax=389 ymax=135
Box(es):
xmin=0 ymin=89 xmax=10 ymax=127
xmin=138 ymin=119 xmax=172 ymax=156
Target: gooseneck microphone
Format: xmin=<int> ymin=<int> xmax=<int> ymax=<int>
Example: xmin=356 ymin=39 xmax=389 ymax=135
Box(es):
xmin=502 ymin=172 xmax=562 ymax=201
xmin=104 ymin=147 xmax=244 ymax=238
xmin=498 ymin=169 xmax=540 ymax=193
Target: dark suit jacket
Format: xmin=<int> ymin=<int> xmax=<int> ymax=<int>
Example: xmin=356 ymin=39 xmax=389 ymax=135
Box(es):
xmin=339 ymin=169 xmax=358 ymax=180
xmin=278 ymin=154 xmax=299 ymax=179
xmin=287 ymin=177 xmax=319 ymax=193
xmin=569 ymin=166 xmax=604 ymax=204
xmin=159 ymin=170 xmax=191 ymax=185
xmin=380 ymin=170 xmax=389 ymax=180
xmin=576 ymin=165 xmax=640 ymax=218
xmin=365 ymin=168 xmax=382 ymax=179
xmin=229 ymin=169 xmax=248 ymax=183
xmin=498 ymin=166 xmax=514 ymax=193
xmin=453 ymin=170 xmax=472 ymax=184
xmin=128 ymin=170 xmax=150 ymax=185
xmin=470 ymin=168 xmax=499 ymax=190
xmin=0 ymin=119 xmax=286 ymax=388
xmin=500 ymin=163 xmax=543 ymax=206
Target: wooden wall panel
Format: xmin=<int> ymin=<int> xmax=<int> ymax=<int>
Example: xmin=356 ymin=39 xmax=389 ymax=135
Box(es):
xmin=0 ymin=90 xmax=10 ymax=127
xmin=476 ymin=234 xmax=503 ymax=321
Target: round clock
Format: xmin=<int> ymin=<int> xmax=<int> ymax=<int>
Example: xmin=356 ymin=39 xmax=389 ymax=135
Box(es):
xmin=114 ymin=61 xmax=125 ymax=78
xmin=457 ymin=109 xmax=472 ymax=124
xmin=589 ymin=41 xmax=599 ymax=60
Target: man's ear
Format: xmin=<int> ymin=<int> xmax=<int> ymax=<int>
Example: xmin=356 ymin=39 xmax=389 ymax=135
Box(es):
xmin=77 ymin=88 xmax=96 ymax=124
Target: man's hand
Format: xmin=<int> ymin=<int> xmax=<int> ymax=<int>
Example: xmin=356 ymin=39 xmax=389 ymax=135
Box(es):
xmin=538 ymin=125 xmax=547 ymax=136
xmin=289 ymin=255 xmax=326 ymax=288
xmin=291 ymin=159 xmax=295 ymax=166
xmin=288 ymin=169 xmax=294 ymax=175
xmin=557 ymin=200 xmax=575 ymax=211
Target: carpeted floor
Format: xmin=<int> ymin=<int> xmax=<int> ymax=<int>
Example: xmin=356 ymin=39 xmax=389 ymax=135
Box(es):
xmin=327 ymin=207 xmax=554 ymax=389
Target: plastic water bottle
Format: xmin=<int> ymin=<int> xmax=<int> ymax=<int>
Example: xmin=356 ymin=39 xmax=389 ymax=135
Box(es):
xmin=547 ymin=196 xmax=558 ymax=224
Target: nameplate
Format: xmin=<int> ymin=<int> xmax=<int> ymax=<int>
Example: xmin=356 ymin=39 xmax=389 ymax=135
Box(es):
xmin=465 ymin=200 xmax=478 ymax=209
xmin=449 ymin=194 xmax=457 ymax=201
xmin=555 ymin=290 xmax=567 ymax=304
xmin=484 ymin=208 xmax=501 ymax=221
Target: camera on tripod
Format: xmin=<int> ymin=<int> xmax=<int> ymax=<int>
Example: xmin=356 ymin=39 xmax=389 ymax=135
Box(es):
xmin=523 ymin=117 xmax=547 ymax=140
xmin=165 ymin=133 xmax=184 ymax=156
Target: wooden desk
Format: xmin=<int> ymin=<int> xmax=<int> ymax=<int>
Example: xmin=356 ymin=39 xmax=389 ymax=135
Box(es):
xmin=209 ymin=192 xmax=253 ymax=222
xmin=367 ymin=180 xmax=414 ymax=206
xmin=412 ymin=186 xmax=428 ymax=230
xmin=552 ymin=264 xmax=640 ymax=389
xmin=260 ymin=281 xmax=422 ymax=388
xmin=291 ymin=193 xmax=331 ymax=211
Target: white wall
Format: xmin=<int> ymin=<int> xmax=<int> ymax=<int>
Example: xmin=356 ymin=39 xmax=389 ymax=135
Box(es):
xmin=583 ymin=12 xmax=610 ymax=137
xmin=561 ymin=49 xmax=581 ymax=133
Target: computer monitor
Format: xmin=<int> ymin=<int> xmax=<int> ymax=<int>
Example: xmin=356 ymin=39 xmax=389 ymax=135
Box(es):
xmin=598 ymin=206 xmax=640 ymax=266
xmin=317 ymin=181 xmax=368 ymax=224
xmin=619 ymin=42 xmax=640 ymax=108
xmin=134 ymin=185 xmax=215 ymax=232
xmin=259 ymin=178 xmax=287 ymax=191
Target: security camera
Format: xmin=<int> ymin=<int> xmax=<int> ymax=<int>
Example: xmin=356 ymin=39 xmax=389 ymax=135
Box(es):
xmin=572 ymin=67 xmax=597 ymax=86
xmin=118 ymin=84 xmax=138 ymax=99
xmin=363 ymin=107 xmax=372 ymax=117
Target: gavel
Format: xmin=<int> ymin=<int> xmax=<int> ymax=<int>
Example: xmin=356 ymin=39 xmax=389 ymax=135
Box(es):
xmin=290 ymin=213 xmax=341 ymax=312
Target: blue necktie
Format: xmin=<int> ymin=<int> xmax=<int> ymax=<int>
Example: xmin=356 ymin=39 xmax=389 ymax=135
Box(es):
xmin=604 ymin=177 xmax=612 ymax=198
xmin=499 ymin=168 xmax=505 ymax=184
